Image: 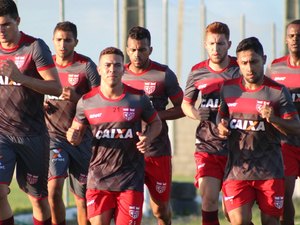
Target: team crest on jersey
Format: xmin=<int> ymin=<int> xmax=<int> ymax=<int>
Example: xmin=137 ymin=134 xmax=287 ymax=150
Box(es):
xmin=129 ymin=206 xmax=140 ymax=219
xmin=123 ymin=108 xmax=135 ymax=121
xmin=156 ymin=182 xmax=167 ymax=194
xmin=26 ymin=173 xmax=38 ymax=185
xmin=255 ymin=100 xmax=270 ymax=112
xmin=68 ymin=74 xmax=79 ymax=86
xmin=14 ymin=56 xmax=25 ymax=69
xmin=144 ymin=82 xmax=156 ymax=94
xmin=274 ymin=196 xmax=284 ymax=209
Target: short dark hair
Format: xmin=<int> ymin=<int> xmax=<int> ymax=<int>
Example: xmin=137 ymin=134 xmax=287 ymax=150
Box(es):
xmin=236 ymin=37 xmax=264 ymax=57
xmin=54 ymin=21 xmax=77 ymax=39
xmin=128 ymin=26 xmax=151 ymax=45
xmin=206 ymin=22 xmax=230 ymax=40
xmin=99 ymin=47 xmax=124 ymax=62
xmin=287 ymin=19 xmax=300 ymax=27
xmin=0 ymin=0 xmax=19 ymax=20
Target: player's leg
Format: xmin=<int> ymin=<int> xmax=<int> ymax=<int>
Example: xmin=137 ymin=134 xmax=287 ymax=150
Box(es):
xmin=144 ymin=156 xmax=172 ymax=225
xmin=114 ymin=190 xmax=144 ymax=225
xmin=86 ymin=189 xmax=116 ymax=225
xmin=69 ymin=139 xmax=92 ymax=225
xmin=0 ymin=138 xmax=16 ymax=225
xmin=256 ymin=179 xmax=284 ymax=225
xmin=194 ymin=152 xmax=227 ymax=225
xmin=17 ymin=135 xmax=51 ymax=225
xmin=48 ymin=178 xmax=65 ymax=225
xmin=227 ymin=203 xmax=253 ymax=225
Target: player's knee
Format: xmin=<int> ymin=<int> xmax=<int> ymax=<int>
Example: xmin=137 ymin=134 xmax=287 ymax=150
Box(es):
xmin=152 ymin=203 xmax=170 ymax=219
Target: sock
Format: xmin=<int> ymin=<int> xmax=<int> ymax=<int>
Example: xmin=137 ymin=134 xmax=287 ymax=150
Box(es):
xmin=52 ymin=220 xmax=66 ymax=225
xmin=202 ymin=210 xmax=220 ymax=225
xmin=33 ymin=217 xmax=51 ymax=225
xmin=0 ymin=217 xmax=14 ymax=225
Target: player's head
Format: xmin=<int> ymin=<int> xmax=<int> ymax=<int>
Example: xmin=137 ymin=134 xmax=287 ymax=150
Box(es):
xmin=98 ymin=47 xmax=124 ymax=88
xmin=286 ymin=19 xmax=300 ymax=55
xmin=54 ymin=21 xmax=77 ymax=40
xmin=205 ymin=22 xmax=231 ymax=65
xmin=236 ymin=37 xmax=266 ymax=85
xmin=53 ymin=21 xmax=78 ymax=60
xmin=0 ymin=0 xmax=19 ymax=20
xmin=126 ymin=26 xmax=152 ymax=70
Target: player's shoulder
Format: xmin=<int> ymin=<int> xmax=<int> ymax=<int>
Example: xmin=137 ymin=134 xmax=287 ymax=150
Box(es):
xmin=190 ymin=60 xmax=207 ymax=71
xmin=149 ymin=60 xmax=168 ymax=72
xmin=228 ymin=56 xmax=239 ymax=67
xmin=20 ymin=32 xmax=38 ymax=44
xmin=271 ymin=55 xmax=288 ymax=65
xmin=82 ymin=86 xmax=99 ymax=100
xmin=223 ymin=76 xmax=241 ymax=86
xmin=73 ymin=52 xmax=92 ymax=64
xmin=124 ymin=84 xmax=145 ymax=96
xmin=263 ymin=76 xmax=285 ymax=90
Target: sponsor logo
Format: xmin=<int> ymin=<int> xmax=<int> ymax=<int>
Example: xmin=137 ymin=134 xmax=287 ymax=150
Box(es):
xmin=87 ymin=199 xmax=95 ymax=207
xmin=228 ymin=102 xmax=238 ymax=107
xmin=89 ymin=113 xmax=102 ymax=119
xmin=197 ymin=83 xmax=207 ymax=90
xmin=129 ymin=206 xmax=140 ymax=219
xmin=224 ymin=195 xmax=234 ymax=201
xmin=78 ymin=173 xmax=87 ymax=184
xmin=274 ymin=77 xmax=286 ymax=81
xmin=292 ymin=93 xmax=300 ymax=102
xmin=15 ymin=56 xmax=25 ymax=69
xmin=26 ymin=173 xmax=38 ymax=185
xmin=201 ymin=98 xmax=219 ymax=108
xmin=274 ymin=196 xmax=284 ymax=209
xmin=45 ymin=94 xmax=64 ymax=100
xmin=95 ymin=128 xmax=133 ymax=139
xmin=256 ymin=100 xmax=270 ymax=112
xmin=229 ymin=119 xmax=265 ymax=131
xmin=144 ymin=82 xmax=156 ymax=94
xmin=0 ymin=75 xmax=21 ymax=86
xmin=68 ymin=74 xmax=79 ymax=86
xmin=123 ymin=108 xmax=135 ymax=121
xmin=156 ymin=182 xmax=167 ymax=194
xmin=51 ymin=148 xmax=65 ymax=162
xmin=197 ymin=163 xmax=205 ymax=169
xmin=0 ymin=162 xmax=5 ymax=170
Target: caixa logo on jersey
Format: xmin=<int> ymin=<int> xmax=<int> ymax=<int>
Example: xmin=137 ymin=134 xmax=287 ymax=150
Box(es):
xmin=68 ymin=74 xmax=79 ymax=86
xmin=123 ymin=108 xmax=135 ymax=121
xmin=129 ymin=206 xmax=140 ymax=219
xmin=144 ymin=82 xmax=156 ymax=94
xmin=255 ymin=100 xmax=270 ymax=112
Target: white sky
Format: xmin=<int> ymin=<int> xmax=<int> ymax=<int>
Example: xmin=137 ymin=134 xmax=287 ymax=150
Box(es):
xmin=17 ymin=0 xmax=285 ymax=85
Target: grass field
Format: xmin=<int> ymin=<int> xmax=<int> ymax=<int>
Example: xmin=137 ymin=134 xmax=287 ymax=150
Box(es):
xmin=8 ymin=178 xmax=300 ymax=225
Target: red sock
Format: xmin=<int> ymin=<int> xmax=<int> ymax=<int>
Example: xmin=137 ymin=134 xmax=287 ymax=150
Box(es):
xmin=33 ymin=217 xmax=51 ymax=225
xmin=202 ymin=210 xmax=220 ymax=225
xmin=53 ymin=220 xmax=66 ymax=225
xmin=0 ymin=217 xmax=14 ymax=225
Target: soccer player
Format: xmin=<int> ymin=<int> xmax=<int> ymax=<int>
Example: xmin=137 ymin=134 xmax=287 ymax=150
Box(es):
xmin=181 ymin=22 xmax=239 ymax=225
xmin=122 ymin=26 xmax=184 ymax=225
xmin=66 ymin=47 xmax=162 ymax=225
xmin=265 ymin=19 xmax=300 ymax=225
xmin=218 ymin=37 xmax=300 ymax=225
xmin=45 ymin=21 xmax=100 ymax=225
xmin=0 ymin=1 xmax=62 ymax=225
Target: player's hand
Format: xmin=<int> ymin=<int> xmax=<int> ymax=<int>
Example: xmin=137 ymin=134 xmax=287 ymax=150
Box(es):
xmin=218 ymin=119 xmax=230 ymax=139
xmin=197 ymin=107 xmax=210 ymax=122
xmin=66 ymin=127 xmax=81 ymax=146
xmin=259 ymin=104 xmax=275 ymax=123
xmin=0 ymin=59 xmax=23 ymax=83
xmin=136 ymin=131 xmax=151 ymax=154
xmin=59 ymin=87 xmax=80 ymax=102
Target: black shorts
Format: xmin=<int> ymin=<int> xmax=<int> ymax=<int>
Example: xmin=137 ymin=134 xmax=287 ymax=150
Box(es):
xmin=0 ymin=134 xmax=50 ymax=198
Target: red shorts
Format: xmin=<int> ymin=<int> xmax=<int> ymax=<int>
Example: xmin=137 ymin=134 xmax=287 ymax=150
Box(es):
xmin=282 ymin=143 xmax=300 ymax=177
xmin=86 ymin=189 xmax=143 ymax=224
xmin=222 ymin=179 xmax=284 ymax=217
xmin=144 ymin=155 xmax=172 ymax=202
xmin=194 ymin=152 xmax=227 ymax=188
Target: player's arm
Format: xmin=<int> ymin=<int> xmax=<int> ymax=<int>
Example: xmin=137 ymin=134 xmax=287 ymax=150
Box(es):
xmin=260 ymin=104 xmax=300 ymax=136
xmin=66 ymin=120 xmax=87 ymax=146
xmin=158 ymin=94 xmax=185 ymax=120
xmin=0 ymin=59 xmax=62 ymax=96
xmin=181 ymin=99 xmax=209 ymax=121
xmin=136 ymin=114 xmax=162 ymax=154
